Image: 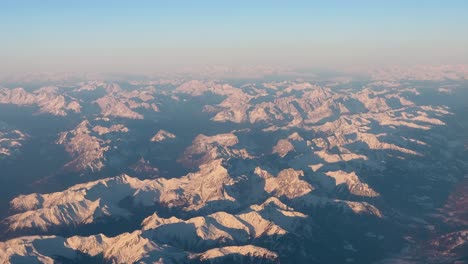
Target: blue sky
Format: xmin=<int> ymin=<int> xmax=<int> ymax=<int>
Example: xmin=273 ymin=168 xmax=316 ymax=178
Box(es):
xmin=1 ymin=0 xmax=468 ymax=73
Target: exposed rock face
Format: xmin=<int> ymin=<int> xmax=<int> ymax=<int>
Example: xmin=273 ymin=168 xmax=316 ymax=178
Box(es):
xmin=254 ymin=168 xmax=314 ymax=199
xmin=56 ymin=121 xmax=110 ymax=172
xmin=0 ymin=87 xmax=35 ymax=105
xmin=295 ymin=99 xmax=449 ymax=165
xmin=130 ymin=157 xmax=160 ymax=178
xmin=56 ymin=120 xmax=129 ymax=172
xmin=3 ymin=159 xmax=237 ymax=233
xmin=352 ymin=88 xmax=391 ymax=113
xmin=428 ymin=230 xmax=468 ymax=259
xmin=87 ymin=83 xmax=161 ymax=119
xmin=34 ymin=86 xmax=74 ymax=116
xmin=399 ymin=178 xmax=468 ymax=263
xmin=66 ymin=101 xmax=81 ymax=113
xmin=213 ymin=93 xmax=253 ymax=123
xmin=194 ymin=245 xmax=278 ymax=263
xmin=140 ymin=197 xmax=308 ymax=255
xmin=0 ymin=198 xmax=296 ymax=263
xmin=95 ymin=95 xmax=144 ymax=119
xmin=175 ymin=80 xmax=241 ymax=97
xmin=0 ymin=86 xmax=81 ymax=116
xmin=175 ymin=80 xmax=214 ymax=96
xmin=0 ymin=74 xmax=466 ymax=263
xmin=272 ymin=139 xmax=295 ymax=157
xmin=151 ymin=129 xmax=176 ymax=142
xmin=0 ymin=234 xmax=187 ymax=264
xmin=272 ymin=132 xmax=304 ymax=157
xmin=324 ymin=170 xmax=379 ymax=197
xmin=92 ymin=124 xmax=129 ymax=135
xmin=0 ymin=122 xmax=27 ymax=157
xmin=179 ymin=133 xmax=251 ymax=167
xmin=209 ymin=83 xmax=339 ymax=126
xmin=0 ymin=233 xmax=279 ymax=264
xmin=0 ymin=236 xmax=77 ymax=264
xmin=292 ymin=194 xmax=383 ymax=217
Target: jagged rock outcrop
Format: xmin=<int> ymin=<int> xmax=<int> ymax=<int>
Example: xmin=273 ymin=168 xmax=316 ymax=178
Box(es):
xmin=151 ymin=129 xmax=176 ymax=142
xmin=254 ymin=168 xmax=314 ymax=199
xmin=90 ymin=84 xmax=161 ymax=119
xmin=0 ymin=86 xmax=81 ymax=116
xmin=272 ymin=132 xmax=304 ymax=157
xmin=324 ymin=170 xmax=379 ymax=197
xmin=1 ymin=198 xmax=298 ymax=264
xmin=0 ymin=122 xmax=27 ymax=157
xmin=130 ymin=157 xmax=160 ymax=178
xmin=95 ymin=95 xmax=144 ymax=119
xmin=0 ymin=236 xmax=77 ymax=264
xmin=0 ymin=75 xmax=465 ymax=263
xmin=179 ymin=133 xmax=251 ymax=167
xmin=291 ymin=194 xmax=383 ymax=217
xmin=175 ymin=80 xmax=241 ymax=97
xmin=0 ymin=233 xmax=187 ymax=264
xmin=56 ymin=120 xmax=110 ymax=172
xmin=92 ymin=124 xmax=129 ymax=135
xmin=3 ymin=159 xmax=237 ymax=234
xmin=142 ymin=197 xmax=307 ymax=247
xmin=193 ymin=245 xmax=278 ymax=263
xmin=56 ymin=120 xmax=130 ymax=172
xmin=0 ymin=233 xmax=279 ymax=264
xmin=0 ymin=87 xmax=36 ymax=105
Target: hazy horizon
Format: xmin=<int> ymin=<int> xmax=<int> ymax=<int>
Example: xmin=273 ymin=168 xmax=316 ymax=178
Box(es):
xmin=2 ymin=0 xmax=468 ymax=74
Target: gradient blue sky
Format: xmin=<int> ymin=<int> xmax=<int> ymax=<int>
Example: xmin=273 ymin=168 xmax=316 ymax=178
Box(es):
xmin=1 ymin=0 xmax=468 ymax=73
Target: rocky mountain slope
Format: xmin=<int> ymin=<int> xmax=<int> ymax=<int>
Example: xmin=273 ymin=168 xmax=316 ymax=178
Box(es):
xmin=0 ymin=122 xmax=27 ymax=158
xmin=0 ymin=68 xmax=467 ymax=263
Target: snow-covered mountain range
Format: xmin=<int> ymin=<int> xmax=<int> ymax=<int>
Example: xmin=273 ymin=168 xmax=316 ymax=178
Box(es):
xmin=0 ymin=68 xmax=467 ymax=263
